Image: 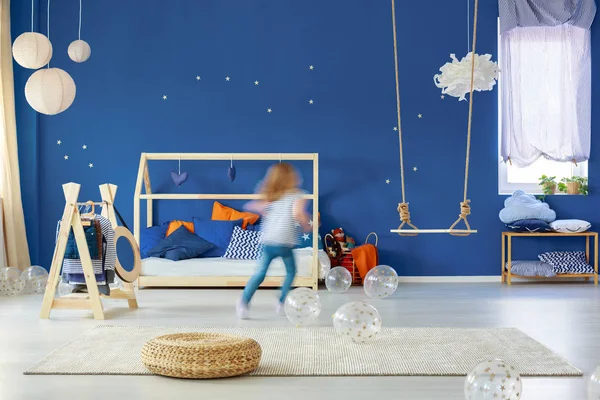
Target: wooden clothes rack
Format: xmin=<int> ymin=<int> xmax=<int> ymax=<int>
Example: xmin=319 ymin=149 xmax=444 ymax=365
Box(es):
xmin=40 ymin=183 xmax=141 ymax=320
xmin=134 ymin=152 xmax=320 ymax=290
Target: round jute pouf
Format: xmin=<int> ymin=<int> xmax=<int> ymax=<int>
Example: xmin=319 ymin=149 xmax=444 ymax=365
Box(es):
xmin=141 ymin=333 xmax=262 ymax=379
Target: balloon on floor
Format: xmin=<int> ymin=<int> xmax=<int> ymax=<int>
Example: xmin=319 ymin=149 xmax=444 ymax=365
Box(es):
xmin=333 ymin=301 xmax=382 ymax=343
xmin=284 ymin=288 xmax=321 ymax=326
xmin=363 ymin=265 xmax=398 ymax=299
xmin=325 ymin=267 xmax=352 ymax=293
xmin=464 ymin=359 xmax=522 ymax=400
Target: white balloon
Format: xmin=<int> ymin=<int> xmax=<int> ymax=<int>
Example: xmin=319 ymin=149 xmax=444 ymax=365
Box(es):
xmin=25 ymin=68 xmax=76 ymax=115
xmin=68 ymin=40 xmax=91 ymax=63
xmin=12 ymin=32 xmax=53 ymax=69
xmin=284 ymin=288 xmax=321 ymax=326
xmin=20 ymin=265 xmax=49 ymax=294
xmin=0 ymin=267 xmax=25 ymax=296
xmin=333 ymin=301 xmax=382 ymax=343
xmin=464 ymin=359 xmax=522 ymax=400
xmin=363 ymin=265 xmax=398 ymax=299
xmin=589 ymin=365 xmax=600 ymax=400
xmin=325 ymin=266 xmax=352 ymax=293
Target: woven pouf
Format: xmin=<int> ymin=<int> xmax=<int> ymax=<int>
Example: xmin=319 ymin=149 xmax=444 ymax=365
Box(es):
xmin=141 ymin=332 xmax=262 ymax=379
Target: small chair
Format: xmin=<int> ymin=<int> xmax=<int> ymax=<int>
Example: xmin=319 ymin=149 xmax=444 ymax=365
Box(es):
xmin=141 ymin=332 xmax=262 ymax=379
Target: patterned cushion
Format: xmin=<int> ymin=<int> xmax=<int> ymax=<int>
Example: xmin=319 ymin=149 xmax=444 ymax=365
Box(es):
xmin=224 ymin=226 xmax=263 ymax=260
xmin=505 ymin=219 xmax=554 ymax=233
xmin=538 ymin=251 xmax=594 ymax=274
xmin=505 ymin=260 xmax=556 ymax=277
xmin=549 ymin=219 xmax=591 ymax=233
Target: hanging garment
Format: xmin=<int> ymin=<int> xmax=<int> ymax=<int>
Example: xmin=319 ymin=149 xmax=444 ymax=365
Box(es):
xmin=56 ymin=214 xmax=117 ymax=293
xmin=63 ymin=219 xmax=102 ymax=260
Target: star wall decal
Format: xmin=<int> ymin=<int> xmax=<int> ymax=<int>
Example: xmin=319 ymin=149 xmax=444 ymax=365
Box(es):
xmin=393 ymin=127 xmax=398 ymax=131
xmin=254 ymin=80 xmax=259 ymax=85
xmin=57 ymin=140 xmax=61 ymax=145
xmin=88 ymin=163 xmax=94 ymax=168
xmin=196 ymin=75 xmax=201 ymax=81
xmin=162 ymin=95 xmax=167 ymax=100
xmin=225 ymin=76 xmax=230 ymax=81
xmin=418 ymin=114 xmax=423 ymax=118
xmin=267 ymin=108 xmax=272 ymax=113
xmin=385 ymin=179 xmax=391 ymax=184
xmin=82 ymin=145 xmax=87 ymax=150
xmin=440 ymin=95 xmax=445 ymax=99
xmin=309 ymin=99 xmax=314 ymax=104
xmin=413 ymin=166 xmax=418 ymax=171
xmin=64 ymin=155 xmax=69 ymax=160
xmin=309 ymin=65 xmax=314 ymax=70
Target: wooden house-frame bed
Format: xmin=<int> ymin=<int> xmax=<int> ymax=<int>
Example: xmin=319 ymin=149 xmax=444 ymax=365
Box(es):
xmin=134 ymin=152 xmax=320 ymax=290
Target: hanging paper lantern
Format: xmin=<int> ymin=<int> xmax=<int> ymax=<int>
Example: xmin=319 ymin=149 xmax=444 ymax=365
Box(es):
xmin=12 ymin=32 xmax=53 ymax=70
xmin=433 ymin=52 xmax=499 ymax=101
xmin=25 ymin=68 xmax=76 ymax=115
xmin=68 ymin=40 xmax=91 ymax=63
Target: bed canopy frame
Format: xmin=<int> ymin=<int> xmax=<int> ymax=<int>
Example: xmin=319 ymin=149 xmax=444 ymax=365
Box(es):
xmin=133 ymin=152 xmax=320 ymax=290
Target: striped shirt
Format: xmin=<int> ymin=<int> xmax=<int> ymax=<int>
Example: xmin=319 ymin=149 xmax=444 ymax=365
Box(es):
xmin=261 ymin=191 xmax=303 ymax=247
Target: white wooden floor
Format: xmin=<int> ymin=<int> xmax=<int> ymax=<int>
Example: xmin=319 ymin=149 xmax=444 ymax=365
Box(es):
xmin=1 ymin=283 xmax=598 ymax=400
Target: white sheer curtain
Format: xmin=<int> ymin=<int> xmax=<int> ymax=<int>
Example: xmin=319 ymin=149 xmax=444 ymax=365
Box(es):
xmin=499 ymin=0 xmax=595 ymax=168
xmin=500 ymin=25 xmax=591 ymax=167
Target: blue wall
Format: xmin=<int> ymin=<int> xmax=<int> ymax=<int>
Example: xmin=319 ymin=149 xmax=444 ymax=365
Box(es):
xmin=11 ymin=0 xmax=600 ymax=276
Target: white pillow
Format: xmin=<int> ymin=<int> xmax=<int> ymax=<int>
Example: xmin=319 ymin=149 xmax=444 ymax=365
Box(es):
xmin=549 ymin=219 xmax=591 ymax=233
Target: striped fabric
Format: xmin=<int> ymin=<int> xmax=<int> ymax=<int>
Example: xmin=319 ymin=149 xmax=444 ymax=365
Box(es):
xmin=260 ymin=191 xmax=303 ymax=247
xmin=499 ymin=0 xmax=596 ymax=33
xmin=223 ymin=226 xmax=263 ymax=260
xmin=538 ymin=251 xmax=594 ymax=274
xmin=56 ymin=214 xmax=116 ymax=275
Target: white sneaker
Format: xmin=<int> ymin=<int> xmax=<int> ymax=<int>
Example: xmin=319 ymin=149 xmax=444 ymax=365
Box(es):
xmin=276 ymin=301 xmax=285 ymax=316
xmin=237 ymin=299 xmax=250 ymax=319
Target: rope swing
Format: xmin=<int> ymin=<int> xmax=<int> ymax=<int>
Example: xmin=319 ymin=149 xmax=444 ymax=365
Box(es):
xmin=390 ymin=0 xmax=479 ymax=236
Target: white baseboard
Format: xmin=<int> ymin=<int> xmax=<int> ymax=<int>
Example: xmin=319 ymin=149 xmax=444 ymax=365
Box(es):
xmin=397 ymin=276 xmax=500 ymax=283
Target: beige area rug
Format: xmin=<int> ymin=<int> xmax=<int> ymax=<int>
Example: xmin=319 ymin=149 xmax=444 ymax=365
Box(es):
xmin=25 ymin=326 xmax=581 ymax=377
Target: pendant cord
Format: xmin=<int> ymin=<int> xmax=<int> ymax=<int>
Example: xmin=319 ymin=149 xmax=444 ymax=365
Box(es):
xmin=47 ymin=0 xmax=50 ymax=68
xmin=78 ymin=0 xmax=82 ymax=40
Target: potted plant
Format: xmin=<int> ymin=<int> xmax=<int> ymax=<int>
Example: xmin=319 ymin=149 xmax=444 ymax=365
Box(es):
xmin=558 ymin=176 xmax=588 ymax=195
xmin=538 ymin=175 xmax=557 ymax=195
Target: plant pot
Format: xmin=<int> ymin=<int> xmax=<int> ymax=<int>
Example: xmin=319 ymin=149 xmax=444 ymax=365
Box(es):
xmin=567 ymin=182 xmax=580 ymax=195
xmin=543 ymin=182 xmax=556 ymax=195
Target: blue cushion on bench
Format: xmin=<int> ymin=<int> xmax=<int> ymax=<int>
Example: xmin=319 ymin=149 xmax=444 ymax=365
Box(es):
xmin=505 ymin=219 xmax=554 ymax=233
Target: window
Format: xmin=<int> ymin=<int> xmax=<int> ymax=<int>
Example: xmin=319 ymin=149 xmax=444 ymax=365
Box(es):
xmin=497 ymin=19 xmax=588 ymax=195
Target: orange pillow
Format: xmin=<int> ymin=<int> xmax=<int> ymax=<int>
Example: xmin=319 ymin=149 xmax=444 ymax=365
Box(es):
xmin=212 ymin=201 xmax=259 ymax=229
xmin=165 ymin=220 xmax=194 ymax=237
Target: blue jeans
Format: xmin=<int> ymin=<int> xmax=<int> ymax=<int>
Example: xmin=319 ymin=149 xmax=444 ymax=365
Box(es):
xmin=242 ymin=245 xmax=297 ymax=304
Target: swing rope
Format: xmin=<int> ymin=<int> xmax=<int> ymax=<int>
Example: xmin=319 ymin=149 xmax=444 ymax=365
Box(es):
xmin=391 ymin=0 xmax=479 ymax=236
xmin=448 ymin=0 xmax=479 ymax=236
xmin=391 ymin=0 xmax=418 ymax=235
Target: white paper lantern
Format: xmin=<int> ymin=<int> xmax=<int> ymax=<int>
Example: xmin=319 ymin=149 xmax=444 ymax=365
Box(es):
xmin=68 ymin=40 xmax=91 ymax=63
xmin=12 ymin=32 xmax=53 ymax=70
xmin=25 ymin=68 xmax=76 ymax=115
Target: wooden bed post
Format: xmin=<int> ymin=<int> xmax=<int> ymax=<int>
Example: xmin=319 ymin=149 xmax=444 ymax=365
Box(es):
xmin=134 ymin=153 xmax=147 ymax=246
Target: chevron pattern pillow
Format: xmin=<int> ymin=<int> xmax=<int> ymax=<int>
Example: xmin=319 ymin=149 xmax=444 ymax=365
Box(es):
xmin=538 ymin=251 xmax=594 ymax=274
xmin=224 ymin=226 xmax=263 ymax=260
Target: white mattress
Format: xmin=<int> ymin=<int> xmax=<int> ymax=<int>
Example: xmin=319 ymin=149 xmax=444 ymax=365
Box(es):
xmin=141 ymin=248 xmax=331 ymax=279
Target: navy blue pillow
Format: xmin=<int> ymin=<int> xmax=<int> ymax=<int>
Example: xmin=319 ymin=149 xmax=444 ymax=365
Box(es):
xmin=193 ymin=218 xmax=243 ymax=257
xmin=147 ymin=225 xmax=214 ymax=261
xmin=140 ymin=222 xmax=170 ymax=258
xmin=505 ymin=219 xmax=554 ymax=233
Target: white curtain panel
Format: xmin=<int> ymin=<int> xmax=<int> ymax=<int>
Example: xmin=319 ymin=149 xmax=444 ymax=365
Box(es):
xmin=500 ymin=25 xmax=591 ymax=167
xmin=499 ymin=0 xmax=596 ymax=167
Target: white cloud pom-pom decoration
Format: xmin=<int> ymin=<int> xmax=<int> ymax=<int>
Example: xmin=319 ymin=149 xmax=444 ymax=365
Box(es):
xmin=68 ymin=40 xmax=91 ymax=63
xmin=12 ymin=32 xmax=53 ymax=70
xmin=433 ymin=52 xmax=499 ymax=101
xmin=25 ymin=68 xmax=76 ymax=115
